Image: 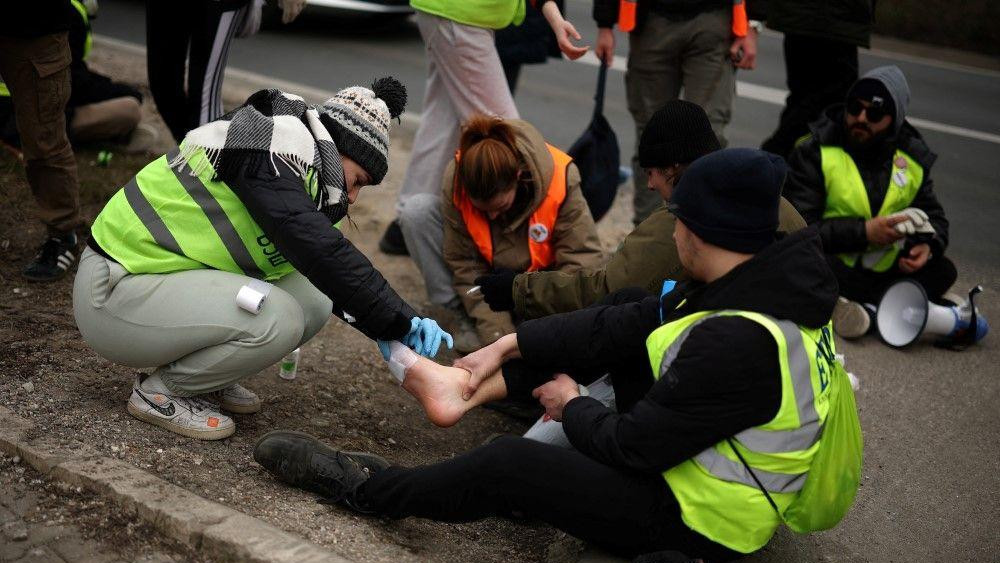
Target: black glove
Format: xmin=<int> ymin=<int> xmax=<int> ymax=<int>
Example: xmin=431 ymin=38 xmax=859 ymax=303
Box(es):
xmin=475 ymin=269 xmax=517 ymax=312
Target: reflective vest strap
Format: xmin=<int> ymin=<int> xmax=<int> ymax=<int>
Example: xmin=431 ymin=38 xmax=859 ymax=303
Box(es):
xmin=694 ymin=448 xmax=807 ymax=494
xmin=122 ymin=177 xmax=183 ymax=256
xmin=731 ymin=0 xmax=748 ymax=37
xmin=617 ymin=0 xmax=637 ymax=32
xmin=452 ymin=151 xmax=495 ymax=265
xmin=166 ymin=149 xmax=265 ymax=279
xmin=70 ymin=0 xmax=93 ymax=60
xmin=526 ymin=145 xmax=571 ymax=272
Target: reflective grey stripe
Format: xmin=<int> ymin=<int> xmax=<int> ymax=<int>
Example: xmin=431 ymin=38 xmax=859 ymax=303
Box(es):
xmin=658 ymin=312 xmax=823 ymax=457
xmin=167 ymin=150 xmax=264 ymax=279
xmin=694 ymin=448 xmax=807 ymax=494
xmin=860 ymin=246 xmax=894 ymax=269
xmin=123 ymin=178 xmax=183 ymax=255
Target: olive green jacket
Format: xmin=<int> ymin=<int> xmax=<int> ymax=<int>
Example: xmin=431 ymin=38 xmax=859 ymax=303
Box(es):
xmin=512 ymin=197 xmax=808 ymax=320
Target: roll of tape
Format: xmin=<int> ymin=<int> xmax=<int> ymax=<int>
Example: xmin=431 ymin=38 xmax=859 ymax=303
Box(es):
xmin=237 ymin=285 xmax=266 ymax=314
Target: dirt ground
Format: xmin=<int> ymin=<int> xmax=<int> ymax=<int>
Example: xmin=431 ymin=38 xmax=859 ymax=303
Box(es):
xmin=0 ymin=45 xmax=635 ymax=563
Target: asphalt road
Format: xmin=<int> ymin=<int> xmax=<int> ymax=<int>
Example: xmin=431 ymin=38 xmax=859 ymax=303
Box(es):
xmin=95 ymin=0 xmax=1000 ymax=270
xmin=90 ymin=2 xmax=999 ymax=562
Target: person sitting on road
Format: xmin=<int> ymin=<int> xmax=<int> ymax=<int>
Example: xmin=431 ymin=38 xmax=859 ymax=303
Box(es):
xmin=0 ymin=0 xmax=156 ymax=154
xmin=254 ymin=149 xmax=861 ymax=562
xmin=73 ymin=78 xmax=453 ymax=441
xmin=399 ymin=114 xmax=603 ymax=353
xmin=474 ymin=101 xmax=807 ymax=320
xmin=783 ymin=65 xmax=957 ymax=339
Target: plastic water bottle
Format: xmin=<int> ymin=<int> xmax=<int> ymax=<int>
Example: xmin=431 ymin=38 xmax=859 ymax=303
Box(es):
xmin=279 ymin=348 xmax=300 ymax=380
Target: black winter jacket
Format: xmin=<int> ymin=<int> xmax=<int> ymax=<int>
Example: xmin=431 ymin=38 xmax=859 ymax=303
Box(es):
xmin=755 ymin=0 xmax=874 ymax=48
xmin=784 ymin=105 xmax=949 ymax=258
xmin=516 ymin=227 xmax=838 ymax=472
xmin=226 ymin=159 xmax=416 ymax=342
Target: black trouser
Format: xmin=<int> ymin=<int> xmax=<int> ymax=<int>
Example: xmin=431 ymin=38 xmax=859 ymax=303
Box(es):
xmin=827 ymin=253 xmax=959 ymax=304
xmin=145 ymin=0 xmax=245 ymax=142
xmin=358 ymin=436 xmax=740 ymax=562
xmin=761 ymin=33 xmax=858 ymax=158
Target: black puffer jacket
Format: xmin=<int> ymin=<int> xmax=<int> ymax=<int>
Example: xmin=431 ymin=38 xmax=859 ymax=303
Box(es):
xmin=756 ymin=0 xmax=874 ymax=48
xmin=227 ymin=159 xmax=416 ymax=342
xmin=783 ymin=105 xmax=949 ymax=258
xmin=516 ymin=227 xmax=838 ymax=472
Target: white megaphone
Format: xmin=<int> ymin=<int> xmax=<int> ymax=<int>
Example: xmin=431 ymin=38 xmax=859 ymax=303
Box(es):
xmin=876 ymin=280 xmax=989 ymax=349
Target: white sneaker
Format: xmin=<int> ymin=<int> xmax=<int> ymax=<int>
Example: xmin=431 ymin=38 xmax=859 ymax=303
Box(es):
xmin=209 ymin=384 xmax=261 ymax=414
xmin=832 ymin=297 xmax=871 ymax=339
xmin=127 ymin=377 xmax=235 ymax=440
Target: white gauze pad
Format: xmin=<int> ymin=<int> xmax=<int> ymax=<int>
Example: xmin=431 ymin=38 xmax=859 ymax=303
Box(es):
xmin=387 ymin=341 xmax=418 ymax=384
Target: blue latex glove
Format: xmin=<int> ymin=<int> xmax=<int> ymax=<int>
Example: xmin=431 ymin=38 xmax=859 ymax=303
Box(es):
xmin=376 ymin=340 xmax=391 ymax=361
xmin=404 ymin=317 xmax=454 ymax=358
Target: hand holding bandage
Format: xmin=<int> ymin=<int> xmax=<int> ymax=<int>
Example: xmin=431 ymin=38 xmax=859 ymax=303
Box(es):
xmin=891 ymin=207 xmax=936 ymax=237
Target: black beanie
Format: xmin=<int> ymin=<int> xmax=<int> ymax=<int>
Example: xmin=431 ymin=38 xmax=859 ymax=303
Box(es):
xmin=846 ymin=78 xmax=897 ymax=123
xmin=668 ymin=148 xmax=785 ymax=254
xmin=638 ymin=100 xmax=721 ymax=168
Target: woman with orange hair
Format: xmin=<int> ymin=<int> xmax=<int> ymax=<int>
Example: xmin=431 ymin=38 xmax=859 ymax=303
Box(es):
xmin=400 ymin=114 xmax=602 ymax=353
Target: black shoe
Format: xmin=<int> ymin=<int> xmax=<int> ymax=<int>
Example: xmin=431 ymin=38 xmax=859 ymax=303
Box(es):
xmin=253 ymin=430 xmax=389 ymax=512
xmin=22 ymin=233 xmax=79 ymax=282
xmin=378 ymin=219 xmax=409 ymax=256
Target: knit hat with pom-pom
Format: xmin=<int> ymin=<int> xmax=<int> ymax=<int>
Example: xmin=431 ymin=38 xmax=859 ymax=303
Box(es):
xmin=318 ymin=76 xmax=407 ymax=185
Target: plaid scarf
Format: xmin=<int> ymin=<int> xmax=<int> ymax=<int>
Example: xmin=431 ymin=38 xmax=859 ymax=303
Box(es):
xmin=169 ymin=89 xmax=348 ymax=224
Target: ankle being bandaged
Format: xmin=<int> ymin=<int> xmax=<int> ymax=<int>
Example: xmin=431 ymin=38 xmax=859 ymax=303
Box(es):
xmin=386 ymin=341 xmax=418 ymax=384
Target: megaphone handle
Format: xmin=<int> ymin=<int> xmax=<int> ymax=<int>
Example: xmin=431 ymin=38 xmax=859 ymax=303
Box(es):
xmin=963 ymin=285 xmax=983 ymax=348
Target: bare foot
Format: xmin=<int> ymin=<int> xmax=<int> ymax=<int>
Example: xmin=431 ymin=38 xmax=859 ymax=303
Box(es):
xmin=401 ymin=356 xmax=474 ymax=428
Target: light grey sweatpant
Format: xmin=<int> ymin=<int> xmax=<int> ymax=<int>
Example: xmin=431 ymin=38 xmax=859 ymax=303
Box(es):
xmin=396 ymin=11 xmax=519 ymax=214
xmin=73 ymin=248 xmax=332 ymax=396
xmin=399 ymin=194 xmax=456 ymax=306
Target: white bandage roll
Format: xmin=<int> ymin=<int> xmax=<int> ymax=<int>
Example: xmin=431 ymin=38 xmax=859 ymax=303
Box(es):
xmin=236 ymin=280 xmax=273 ymax=315
xmin=387 ymin=341 xmax=418 ymax=384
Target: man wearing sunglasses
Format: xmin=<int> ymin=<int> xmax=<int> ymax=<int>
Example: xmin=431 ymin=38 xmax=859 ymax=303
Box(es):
xmin=783 ymin=65 xmax=956 ymax=339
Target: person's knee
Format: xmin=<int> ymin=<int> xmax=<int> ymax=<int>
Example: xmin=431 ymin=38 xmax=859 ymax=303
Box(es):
xmin=399 ymin=194 xmax=440 ymax=231
xmin=298 ymin=289 xmax=333 ymax=343
xmin=253 ymin=289 xmax=307 ymax=355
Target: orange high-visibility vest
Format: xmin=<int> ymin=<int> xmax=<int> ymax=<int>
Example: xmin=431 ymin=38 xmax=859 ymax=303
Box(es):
xmin=452 ymin=144 xmax=571 ymax=272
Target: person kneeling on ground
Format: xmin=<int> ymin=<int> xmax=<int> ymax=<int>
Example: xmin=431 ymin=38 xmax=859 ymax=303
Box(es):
xmin=783 ymin=65 xmax=957 ymax=339
xmin=73 ymin=78 xmax=452 ymax=441
xmin=255 ymin=149 xmax=860 ymax=561
xmin=398 ymin=114 xmax=602 ymax=353
xmin=473 ymin=100 xmax=808 ymax=322
xmin=0 ymin=0 xmax=156 ymax=153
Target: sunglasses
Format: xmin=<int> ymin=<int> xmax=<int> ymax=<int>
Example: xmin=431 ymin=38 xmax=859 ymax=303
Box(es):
xmin=846 ymin=98 xmax=888 ymax=122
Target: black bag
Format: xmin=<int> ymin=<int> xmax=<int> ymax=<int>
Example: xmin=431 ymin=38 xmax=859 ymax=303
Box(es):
xmin=567 ymin=62 xmax=620 ymax=222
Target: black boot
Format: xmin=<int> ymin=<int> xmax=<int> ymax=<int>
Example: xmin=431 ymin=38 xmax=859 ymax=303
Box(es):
xmin=378 ymin=219 xmax=409 ymax=256
xmin=22 ymin=232 xmax=79 ymax=282
xmin=253 ymin=430 xmax=389 ymax=513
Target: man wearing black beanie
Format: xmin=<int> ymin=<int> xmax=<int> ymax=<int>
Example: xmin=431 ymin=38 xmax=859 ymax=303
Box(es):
xmin=783 ymin=65 xmax=957 ymax=339
xmin=254 ymin=149 xmax=860 ymax=562
xmin=473 ymin=101 xmax=808 ymax=326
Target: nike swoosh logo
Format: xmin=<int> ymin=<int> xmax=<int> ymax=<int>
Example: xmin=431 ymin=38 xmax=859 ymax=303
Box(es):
xmin=136 ymin=390 xmax=176 ymax=417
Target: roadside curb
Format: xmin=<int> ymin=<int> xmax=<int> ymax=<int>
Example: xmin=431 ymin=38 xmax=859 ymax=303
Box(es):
xmin=0 ymin=406 xmax=349 ymax=563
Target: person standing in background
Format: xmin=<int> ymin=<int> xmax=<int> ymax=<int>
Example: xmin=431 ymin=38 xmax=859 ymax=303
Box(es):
xmin=593 ymin=0 xmax=762 ymax=226
xmin=380 ymin=0 xmax=588 ymax=256
xmin=1 ymin=0 xmax=86 ymax=282
xmin=494 ymin=0 xmax=564 ymax=95
xmin=760 ymin=0 xmax=874 ymax=158
xmin=145 ymin=0 xmax=305 ymax=144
